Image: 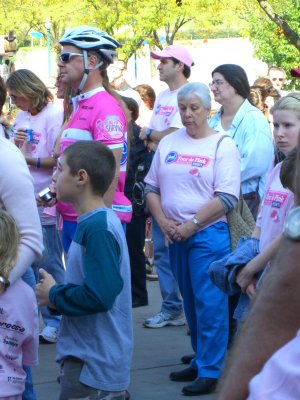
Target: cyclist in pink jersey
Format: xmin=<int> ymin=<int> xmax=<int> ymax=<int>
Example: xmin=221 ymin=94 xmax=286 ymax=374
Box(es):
xmin=55 ymin=26 xmax=131 ymax=252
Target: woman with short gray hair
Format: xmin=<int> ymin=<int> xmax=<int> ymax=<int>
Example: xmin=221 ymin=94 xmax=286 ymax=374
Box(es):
xmin=144 ymin=82 xmax=241 ymax=396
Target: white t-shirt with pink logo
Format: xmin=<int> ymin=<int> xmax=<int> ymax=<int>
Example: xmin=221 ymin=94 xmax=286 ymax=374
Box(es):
xmin=145 ymin=130 xmax=241 ymax=228
xmin=57 ymin=87 xmax=132 ymax=223
xmin=149 ymin=88 xmax=183 ymax=131
xmin=14 ymin=104 xmax=63 ymax=225
xmin=0 ymin=279 xmax=38 ymax=398
xmin=256 ymin=162 xmax=294 ymax=252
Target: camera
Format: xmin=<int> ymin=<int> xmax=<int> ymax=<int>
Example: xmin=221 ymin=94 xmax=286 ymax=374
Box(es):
xmin=39 ymin=187 xmax=53 ymax=202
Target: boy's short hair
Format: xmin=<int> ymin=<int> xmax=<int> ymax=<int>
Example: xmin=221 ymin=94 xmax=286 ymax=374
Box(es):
xmin=63 ymin=141 xmax=116 ymax=196
xmin=0 ymin=210 xmax=19 ymax=278
xmin=280 ymin=147 xmax=297 ymax=192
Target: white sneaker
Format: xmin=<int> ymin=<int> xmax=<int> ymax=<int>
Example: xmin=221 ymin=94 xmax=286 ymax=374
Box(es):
xmin=143 ymin=311 xmax=185 ymax=328
xmin=39 ymin=326 xmax=58 ymax=344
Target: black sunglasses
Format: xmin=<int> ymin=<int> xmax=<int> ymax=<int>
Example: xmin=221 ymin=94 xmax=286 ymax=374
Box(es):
xmin=59 ymin=52 xmax=84 ymax=63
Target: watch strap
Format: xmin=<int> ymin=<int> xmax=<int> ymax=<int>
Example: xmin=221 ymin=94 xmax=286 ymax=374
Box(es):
xmin=145 ymin=128 xmax=153 ymax=139
xmin=0 ymin=275 xmax=10 ymax=291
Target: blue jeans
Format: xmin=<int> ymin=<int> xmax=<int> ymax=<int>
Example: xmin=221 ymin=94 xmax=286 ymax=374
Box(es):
xmin=33 ymin=224 xmax=65 ymax=329
xmin=169 ymin=222 xmax=230 ymax=378
xmin=152 ymin=218 xmax=183 ymax=316
xmin=22 ymin=268 xmax=37 ymax=400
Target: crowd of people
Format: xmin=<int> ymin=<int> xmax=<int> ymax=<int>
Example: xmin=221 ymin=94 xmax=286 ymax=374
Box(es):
xmin=0 ymin=24 xmax=299 ymax=400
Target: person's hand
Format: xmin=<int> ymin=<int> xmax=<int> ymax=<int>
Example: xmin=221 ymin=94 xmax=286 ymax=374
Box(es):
xmin=36 ymin=193 xmax=57 ymax=208
xmin=36 ymin=179 xmax=57 ymax=207
xmin=236 ymin=259 xmax=258 ymax=292
xmin=158 ymin=217 xmax=180 ymax=244
xmin=147 ymin=141 xmax=157 ymax=152
xmin=14 ymin=129 xmax=29 ymax=148
xmin=139 ymin=126 xmax=148 ymax=141
xmin=171 ymin=221 xmax=197 ymax=242
xmin=36 ymin=268 xmax=56 ymax=307
xmin=245 ymin=280 xmax=257 ymax=301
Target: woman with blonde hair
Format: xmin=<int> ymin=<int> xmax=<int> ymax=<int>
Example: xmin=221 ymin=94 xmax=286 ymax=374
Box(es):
xmin=7 ymin=69 xmax=65 ymax=345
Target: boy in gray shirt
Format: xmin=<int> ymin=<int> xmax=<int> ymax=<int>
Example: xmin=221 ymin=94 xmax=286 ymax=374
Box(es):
xmin=36 ymin=141 xmax=133 ymax=400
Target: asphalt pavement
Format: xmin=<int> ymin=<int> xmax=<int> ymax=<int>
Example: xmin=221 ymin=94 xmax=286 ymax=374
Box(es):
xmin=33 ymin=280 xmax=216 ymax=400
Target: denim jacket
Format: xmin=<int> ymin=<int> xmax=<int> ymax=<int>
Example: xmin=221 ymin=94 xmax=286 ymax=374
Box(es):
xmin=208 ymin=236 xmax=260 ymax=295
xmin=209 ymin=100 xmax=273 ymax=198
xmin=209 ymin=236 xmax=260 ymax=321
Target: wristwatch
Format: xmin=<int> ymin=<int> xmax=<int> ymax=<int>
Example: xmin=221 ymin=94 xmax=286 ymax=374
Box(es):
xmin=0 ymin=275 xmax=10 ymax=291
xmin=283 ymin=206 xmax=300 ymax=241
xmin=191 ymin=216 xmax=201 ymax=229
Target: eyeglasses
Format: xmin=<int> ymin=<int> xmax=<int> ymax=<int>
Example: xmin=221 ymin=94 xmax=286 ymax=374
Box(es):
xmin=271 ymin=77 xmax=284 ymax=82
xmin=59 ymin=52 xmax=84 ymax=63
xmin=209 ymin=80 xmax=226 ymax=89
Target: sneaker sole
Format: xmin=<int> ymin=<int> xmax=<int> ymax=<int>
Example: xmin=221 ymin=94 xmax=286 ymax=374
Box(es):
xmin=39 ymin=334 xmax=57 ymax=344
xmin=146 ymin=274 xmax=158 ymax=281
xmin=143 ymin=319 xmax=186 ymax=328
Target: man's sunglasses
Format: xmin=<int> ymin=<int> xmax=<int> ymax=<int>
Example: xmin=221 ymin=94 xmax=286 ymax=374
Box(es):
xmin=59 ymin=52 xmax=84 ymax=63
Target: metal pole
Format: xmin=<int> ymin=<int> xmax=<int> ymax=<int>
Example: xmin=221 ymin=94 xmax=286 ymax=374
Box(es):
xmin=46 ymin=27 xmax=51 ymax=77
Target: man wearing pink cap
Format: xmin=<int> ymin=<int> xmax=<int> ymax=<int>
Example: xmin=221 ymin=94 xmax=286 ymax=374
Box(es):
xmin=139 ymin=45 xmax=194 ymax=329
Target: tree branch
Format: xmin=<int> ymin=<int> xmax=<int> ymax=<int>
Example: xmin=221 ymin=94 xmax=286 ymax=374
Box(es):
xmin=256 ymin=0 xmax=300 ymax=51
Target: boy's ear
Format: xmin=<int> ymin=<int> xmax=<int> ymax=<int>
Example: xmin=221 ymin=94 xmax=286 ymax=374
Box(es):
xmin=76 ymin=169 xmax=89 ymax=186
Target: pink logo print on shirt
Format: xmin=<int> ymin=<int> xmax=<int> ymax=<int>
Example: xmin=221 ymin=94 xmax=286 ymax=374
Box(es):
xmin=165 ymin=151 xmax=211 ymax=167
xmin=155 ymin=105 xmax=175 ymax=117
xmin=96 ymin=116 xmax=124 ymax=140
xmin=264 ymin=191 xmax=288 ymax=209
xmin=189 ymin=168 xmax=202 ymax=178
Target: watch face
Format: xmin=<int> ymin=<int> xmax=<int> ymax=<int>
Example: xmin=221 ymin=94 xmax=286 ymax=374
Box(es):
xmin=285 ymin=207 xmax=300 ymax=240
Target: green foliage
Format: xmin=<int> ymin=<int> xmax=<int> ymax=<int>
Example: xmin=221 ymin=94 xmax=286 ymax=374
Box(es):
xmin=0 ymin=0 xmax=298 ymax=86
xmin=243 ymin=0 xmax=300 ymax=89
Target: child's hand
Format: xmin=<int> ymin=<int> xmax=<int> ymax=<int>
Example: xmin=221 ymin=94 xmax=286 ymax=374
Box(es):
xmin=36 ymin=268 xmax=56 ymax=307
xmin=245 ymin=281 xmax=257 ymax=301
xmin=236 ymin=258 xmax=260 ymax=292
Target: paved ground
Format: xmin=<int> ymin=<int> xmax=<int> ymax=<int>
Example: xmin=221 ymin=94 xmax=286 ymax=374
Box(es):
xmin=33 ymin=280 xmax=216 ymax=400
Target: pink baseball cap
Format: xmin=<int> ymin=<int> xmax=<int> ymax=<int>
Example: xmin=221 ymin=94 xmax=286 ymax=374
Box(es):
xmin=291 ymin=68 xmax=300 ymax=78
xmin=150 ymin=45 xmax=194 ymax=67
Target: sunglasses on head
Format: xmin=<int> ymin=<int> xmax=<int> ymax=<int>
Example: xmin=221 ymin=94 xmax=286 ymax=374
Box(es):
xmin=59 ymin=52 xmax=84 ymax=63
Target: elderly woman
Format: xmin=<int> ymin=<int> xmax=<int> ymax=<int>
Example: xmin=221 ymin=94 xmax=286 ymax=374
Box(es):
xmin=209 ymin=64 xmax=274 ymax=218
xmin=144 ymin=82 xmax=240 ymax=396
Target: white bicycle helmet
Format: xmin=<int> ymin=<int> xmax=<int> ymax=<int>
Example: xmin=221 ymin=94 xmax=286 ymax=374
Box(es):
xmin=60 ymin=26 xmax=121 ymax=64
xmin=60 ymin=26 xmax=121 ymax=93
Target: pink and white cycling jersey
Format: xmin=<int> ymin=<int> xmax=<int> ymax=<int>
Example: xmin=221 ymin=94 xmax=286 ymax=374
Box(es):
xmin=256 ymin=162 xmax=294 ymax=252
xmin=57 ymin=87 xmax=132 ymax=223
